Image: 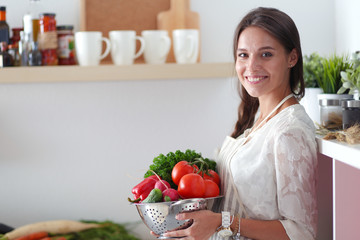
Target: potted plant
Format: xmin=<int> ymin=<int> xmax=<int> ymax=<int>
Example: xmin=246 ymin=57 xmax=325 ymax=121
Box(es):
xmin=316 ymin=53 xmax=352 ymax=94
xmin=338 ymin=52 xmax=360 ymax=100
xmin=301 ymin=53 xmax=324 ymax=123
xmin=315 ymin=53 xmax=353 ymax=129
xmin=338 ymin=52 xmax=360 ymax=128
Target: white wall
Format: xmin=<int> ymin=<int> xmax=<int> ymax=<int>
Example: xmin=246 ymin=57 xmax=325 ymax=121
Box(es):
xmin=335 ymin=0 xmax=360 ymax=54
xmin=1 ymin=0 xmax=336 ymax=61
xmin=0 ymin=0 xmax=350 ymax=239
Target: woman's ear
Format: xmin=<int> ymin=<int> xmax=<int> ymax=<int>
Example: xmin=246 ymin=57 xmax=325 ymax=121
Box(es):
xmin=288 ymin=48 xmax=298 ymax=68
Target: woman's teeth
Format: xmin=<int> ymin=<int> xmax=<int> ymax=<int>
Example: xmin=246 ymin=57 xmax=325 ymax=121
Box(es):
xmin=247 ymin=77 xmax=264 ymax=82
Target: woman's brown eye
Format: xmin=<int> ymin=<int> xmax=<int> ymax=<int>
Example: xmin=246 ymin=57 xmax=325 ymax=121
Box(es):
xmin=262 ymin=52 xmax=273 ymax=57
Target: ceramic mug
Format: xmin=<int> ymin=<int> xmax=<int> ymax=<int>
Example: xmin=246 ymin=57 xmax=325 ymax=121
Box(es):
xmin=141 ymin=30 xmax=171 ymax=64
xmin=172 ymin=29 xmax=199 ymax=64
xmin=109 ymin=30 xmax=145 ymax=65
xmin=75 ymin=31 xmax=111 ymax=66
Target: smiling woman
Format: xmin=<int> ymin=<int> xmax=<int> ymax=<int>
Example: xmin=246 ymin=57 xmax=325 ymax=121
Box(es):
xmin=159 ymin=7 xmax=317 ymax=240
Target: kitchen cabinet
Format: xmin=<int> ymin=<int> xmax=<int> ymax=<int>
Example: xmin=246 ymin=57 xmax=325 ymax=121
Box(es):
xmin=316 ymin=137 xmax=360 ymax=240
xmin=0 ymin=62 xmax=235 ymax=83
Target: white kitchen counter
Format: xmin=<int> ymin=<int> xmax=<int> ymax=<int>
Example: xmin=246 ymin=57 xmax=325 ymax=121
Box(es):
xmin=316 ymin=136 xmax=360 ymax=169
xmin=316 ymin=136 xmax=360 ymax=240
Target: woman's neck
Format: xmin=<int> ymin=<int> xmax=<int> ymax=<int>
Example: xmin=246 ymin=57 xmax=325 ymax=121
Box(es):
xmin=254 ymin=92 xmax=298 ymax=129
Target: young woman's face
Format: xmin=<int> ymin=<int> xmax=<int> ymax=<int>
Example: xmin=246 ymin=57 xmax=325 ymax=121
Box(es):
xmin=235 ymin=26 xmax=297 ymax=100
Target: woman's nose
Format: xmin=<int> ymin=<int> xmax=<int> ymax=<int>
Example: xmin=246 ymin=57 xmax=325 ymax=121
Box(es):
xmin=247 ymin=55 xmax=259 ymax=71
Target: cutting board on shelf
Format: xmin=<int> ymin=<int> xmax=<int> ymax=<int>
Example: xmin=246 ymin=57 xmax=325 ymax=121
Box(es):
xmin=80 ymin=0 xmax=170 ymax=64
xmin=157 ymin=0 xmax=200 ymax=63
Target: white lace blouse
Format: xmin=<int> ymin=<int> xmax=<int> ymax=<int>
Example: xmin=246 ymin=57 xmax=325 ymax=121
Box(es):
xmin=217 ymin=104 xmax=318 ymax=240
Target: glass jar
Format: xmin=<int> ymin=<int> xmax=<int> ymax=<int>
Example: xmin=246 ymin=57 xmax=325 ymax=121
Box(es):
xmin=56 ymin=25 xmax=75 ymax=65
xmin=10 ymin=27 xmax=23 ymax=45
xmin=319 ymin=99 xmax=343 ymax=129
xmin=342 ymin=100 xmax=360 ymax=129
xmin=8 ymin=43 xmax=20 ymax=66
xmin=0 ymin=41 xmax=13 ymax=67
xmin=38 ymin=13 xmax=57 ymax=65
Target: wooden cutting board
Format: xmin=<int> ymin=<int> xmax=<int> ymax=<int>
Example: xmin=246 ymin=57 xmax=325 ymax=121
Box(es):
xmin=157 ymin=0 xmax=200 ymax=63
xmin=80 ymin=0 xmax=170 ymax=64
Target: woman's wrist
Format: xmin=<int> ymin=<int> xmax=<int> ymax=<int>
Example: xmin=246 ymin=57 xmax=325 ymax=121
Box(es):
xmin=213 ymin=212 xmax=222 ymax=233
xmin=230 ymin=214 xmax=242 ymax=236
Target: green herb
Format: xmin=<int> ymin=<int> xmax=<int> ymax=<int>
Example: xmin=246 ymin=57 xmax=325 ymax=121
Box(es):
xmin=303 ymin=53 xmax=323 ymax=88
xmin=144 ymin=149 xmax=216 ymax=189
xmin=338 ymin=52 xmax=360 ymax=99
xmin=51 ymin=220 xmax=139 ymax=240
xmin=316 ymin=53 xmax=352 ymax=93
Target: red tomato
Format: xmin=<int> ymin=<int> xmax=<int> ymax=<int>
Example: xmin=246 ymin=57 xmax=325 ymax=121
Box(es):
xmin=203 ymin=179 xmax=220 ymax=198
xmin=202 ymin=170 xmax=220 ymax=186
xmin=172 ymin=161 xmax=199 ymax=186
xmin=177 ymin=173 xmax=205 ymax=199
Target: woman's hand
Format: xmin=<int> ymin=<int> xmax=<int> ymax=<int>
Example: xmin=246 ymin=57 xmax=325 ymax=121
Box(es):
xmin=160 ymin=210 xmax=221 ymax=240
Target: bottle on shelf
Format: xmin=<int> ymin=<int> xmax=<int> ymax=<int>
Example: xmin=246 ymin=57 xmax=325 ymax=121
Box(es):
xmin=10 ymin=27 xmax=23 ymax=45
xmin=8 ymin=43 xmax=21 ymax=66
xmin=38 ymin=13 xmax=58 ymax=65
xmin=18 ymin=31 xmax=31 ymax=66
xmin=0 ymin=6 xmax=10 ymax=44
xmin=0 ymin=41 xmax=14 ymax=67
xmin=28 ymin=41 xmax=42 ymax=66
xmin=23 ymin=0 xmax=41 ymax=43
xmin=57 ymin=25 xmax=75 ymax=65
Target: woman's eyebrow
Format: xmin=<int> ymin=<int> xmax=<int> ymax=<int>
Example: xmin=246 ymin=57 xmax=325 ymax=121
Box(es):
xmin=237 ymin=46 xmax=276 ymax=52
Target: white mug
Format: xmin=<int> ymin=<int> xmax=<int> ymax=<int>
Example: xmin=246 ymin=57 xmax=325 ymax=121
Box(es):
xmin=109 ymin=30 xmax=145 ymax=65
xmin=141 ymin=30 xmax=171 ymax=64
xmin=75 ymin=31 xmax=111 ymax=66
xmin=172 ymin=29 xmax=199 ymax=64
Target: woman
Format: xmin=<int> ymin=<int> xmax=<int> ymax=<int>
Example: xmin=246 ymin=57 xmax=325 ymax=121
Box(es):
xmin=160 ymin=7 xmax=318 ymax=240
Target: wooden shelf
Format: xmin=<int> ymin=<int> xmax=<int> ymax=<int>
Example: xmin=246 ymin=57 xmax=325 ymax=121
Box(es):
xmin=0 ymin=62 xmax=235 ymax=84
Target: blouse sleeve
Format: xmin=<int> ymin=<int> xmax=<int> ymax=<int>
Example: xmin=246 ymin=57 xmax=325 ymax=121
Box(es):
xmin=273 ymin=125 xmax=318 ymax=240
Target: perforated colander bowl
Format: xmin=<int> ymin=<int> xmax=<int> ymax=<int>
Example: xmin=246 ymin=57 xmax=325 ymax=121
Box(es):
xmin=131 ymin=196 xmax=223 ymax=239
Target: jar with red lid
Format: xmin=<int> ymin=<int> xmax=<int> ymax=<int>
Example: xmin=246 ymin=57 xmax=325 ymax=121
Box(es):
xmin=57 ymin=25 xmax=75 ymax=65
xmin=38 ymin=13 xmax=58 ymax=65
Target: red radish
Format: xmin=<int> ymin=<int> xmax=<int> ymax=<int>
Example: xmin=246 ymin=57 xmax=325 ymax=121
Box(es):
xmin=162 ymin=188 xmax=180 ymax=201
xmin=154 ymin=179 xmax=170 ymax=192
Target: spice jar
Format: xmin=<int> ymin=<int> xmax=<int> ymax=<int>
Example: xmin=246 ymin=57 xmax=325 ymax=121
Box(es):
xmin=8 ymin=43 xmax=20 ymax=66
xmin=342 ymin=100 xmax=360 ymax=129
xmin=56 ymin=25 xmax=75 ymax=65
xmin=38 ymin=13 xmax=58 ymax=65
xmin=319 ymin=99 xmax=343 ymax=129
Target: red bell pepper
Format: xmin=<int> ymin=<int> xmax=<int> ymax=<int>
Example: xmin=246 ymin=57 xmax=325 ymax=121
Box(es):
xmin=132 ymin=175 xmax=158 ymax=200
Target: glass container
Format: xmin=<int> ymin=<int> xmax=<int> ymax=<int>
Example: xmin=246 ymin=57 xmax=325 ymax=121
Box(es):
xmin=342 ymin=100 xmax=360 ymax=129
xmin=0 ymin=6 xmax=10 ymax=44
xmin=38 ymin=13 xmax=57 ymax=65
xmin=56 ymin=25 xmax=75 ymax=65
xmin=319 ymin=99 xmax=343 ymax=129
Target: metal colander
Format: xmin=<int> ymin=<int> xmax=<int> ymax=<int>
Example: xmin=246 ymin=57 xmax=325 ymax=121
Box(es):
xmin=131 ymin=196 xmax=223 ymax=239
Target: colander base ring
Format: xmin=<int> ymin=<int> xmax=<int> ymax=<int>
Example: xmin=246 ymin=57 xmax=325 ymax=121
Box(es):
xmin=158 ymin=235 xmax=184 ymax=239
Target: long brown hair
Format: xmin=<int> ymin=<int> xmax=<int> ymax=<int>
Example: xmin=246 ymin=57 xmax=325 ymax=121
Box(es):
xmin=231 ymin=7 xmax=305 ymax=138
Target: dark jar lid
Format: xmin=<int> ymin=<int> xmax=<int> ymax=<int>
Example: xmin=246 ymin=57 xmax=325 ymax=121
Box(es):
xmin=56 ymin=25 xmax=74 ymax=31
xmin=39 ymin=13 xmax=56 ymax=18
xmin=0 ymin=6 xmax=6 ymax=11
xmin=341 ymin=100 xmax=360 ymax=109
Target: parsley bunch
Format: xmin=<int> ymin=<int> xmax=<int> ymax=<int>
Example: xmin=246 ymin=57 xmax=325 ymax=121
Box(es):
xmin=144 ymin=149 xmax=217 ymax=189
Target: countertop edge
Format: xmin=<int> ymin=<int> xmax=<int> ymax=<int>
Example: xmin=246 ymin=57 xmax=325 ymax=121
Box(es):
xmin=316 ymin=136 xmax=360 ymax=169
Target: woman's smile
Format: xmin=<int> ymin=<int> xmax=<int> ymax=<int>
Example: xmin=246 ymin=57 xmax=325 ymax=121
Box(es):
xmin=245 ymin=75 xmax=268 ymax=84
